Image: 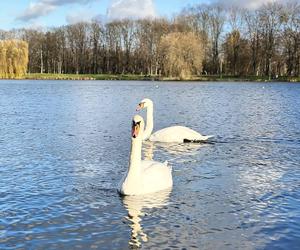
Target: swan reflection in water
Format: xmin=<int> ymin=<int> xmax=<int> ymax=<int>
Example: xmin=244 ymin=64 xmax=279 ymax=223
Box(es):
xmin=143 ymin=140 xmax=206 ymax=163
xmin=122 ymin=189 xmax=172 ymax=248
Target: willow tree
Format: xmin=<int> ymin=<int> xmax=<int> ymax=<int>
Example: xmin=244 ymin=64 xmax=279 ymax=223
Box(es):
xmin=0 ymin=40 xmax=29 ymax=78
xmin=159 ymin=32 xmax=204 ymax=79
xmin=0 ymin=42 xmax=6 ymax=78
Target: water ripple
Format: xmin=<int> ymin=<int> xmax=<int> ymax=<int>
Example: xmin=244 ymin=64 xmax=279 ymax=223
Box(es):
xmin=0 ymin=80 xmax=299 ymax=249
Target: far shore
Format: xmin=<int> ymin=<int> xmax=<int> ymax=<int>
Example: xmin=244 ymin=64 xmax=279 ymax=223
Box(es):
xmin=1 ymin=73 xmax=299 ymax=82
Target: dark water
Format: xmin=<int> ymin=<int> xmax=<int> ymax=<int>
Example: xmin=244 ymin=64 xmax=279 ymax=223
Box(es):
xmin=0 ymin=80 xmax=299 ymax=249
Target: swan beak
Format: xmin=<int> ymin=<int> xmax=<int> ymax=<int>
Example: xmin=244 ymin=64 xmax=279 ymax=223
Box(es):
xmin=132 ymin=122 xmax=140 ymax=138
xmin=136 ymin=102 xmax=144 ymax=111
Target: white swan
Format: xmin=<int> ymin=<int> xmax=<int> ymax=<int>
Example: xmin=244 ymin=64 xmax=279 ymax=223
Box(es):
xmin=119 ymin=115 xmax=173 ymax=196
xmin=136 ymin=98 xmax=213 ymax=143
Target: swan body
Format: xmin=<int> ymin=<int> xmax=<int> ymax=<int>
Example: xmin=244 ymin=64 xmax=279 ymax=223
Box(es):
xmin=119 ymin=115 xmax=173 ymax=196
xmin=149 ymin=126 xmax=213 ymax=143
xmin=120 ymin=160 xmax=172 ymax=195
xmin=137 ymin=98 xmax=213 ymax=143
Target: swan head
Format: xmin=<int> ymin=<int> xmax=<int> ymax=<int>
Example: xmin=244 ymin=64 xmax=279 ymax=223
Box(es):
xmin=136 ymin=98 xmax=153 ymax=111
xmin=131 ymin=115 xmax=145 ymax=139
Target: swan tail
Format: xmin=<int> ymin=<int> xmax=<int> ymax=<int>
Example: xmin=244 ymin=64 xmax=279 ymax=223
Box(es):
xmin=183 ymin=135 xmax=214 ymax=143
xmin=164 ymin=161 xmax=172 ymax=172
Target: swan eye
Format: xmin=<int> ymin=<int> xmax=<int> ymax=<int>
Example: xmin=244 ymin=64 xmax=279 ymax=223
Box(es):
xmin=132 ymin=121 xmax=141 ymax=126
xmin=136 ymin=102 xmax=145 ymax=111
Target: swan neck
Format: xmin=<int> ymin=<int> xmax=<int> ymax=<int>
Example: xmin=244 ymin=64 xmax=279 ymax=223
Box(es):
xmin=128 ymin=138 xmax=142 ymax=174
xmin=143 ymin=104 xmax=153 ymax=140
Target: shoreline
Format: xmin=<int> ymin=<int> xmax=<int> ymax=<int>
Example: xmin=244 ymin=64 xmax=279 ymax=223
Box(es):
xmin=1 ymin=73 xmax=299 ymax=82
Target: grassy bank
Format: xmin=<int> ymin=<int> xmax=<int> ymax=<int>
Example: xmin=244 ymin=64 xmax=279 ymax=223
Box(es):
xmin=23 ymin=73 xmax=153 ymax=81
xmin=161 ymin=75 xmax=300 ymax=82
xmin=9 ymin=73 xmax=300 ymax=82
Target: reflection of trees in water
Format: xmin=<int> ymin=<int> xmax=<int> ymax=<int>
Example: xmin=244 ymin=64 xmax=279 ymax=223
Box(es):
xmin=122 ymin=189 xmax=171 ymax=248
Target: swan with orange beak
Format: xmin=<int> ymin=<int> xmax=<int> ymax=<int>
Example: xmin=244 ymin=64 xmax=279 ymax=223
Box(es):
xmin=119 ymin=115 xmax=173 ymax=196
xmin=137 ymin=98 xmax=213 ymax=143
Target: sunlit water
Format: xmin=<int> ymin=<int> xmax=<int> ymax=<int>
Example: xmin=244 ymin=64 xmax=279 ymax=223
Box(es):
xmin=0 ymin=80 xmax=299 ymax=249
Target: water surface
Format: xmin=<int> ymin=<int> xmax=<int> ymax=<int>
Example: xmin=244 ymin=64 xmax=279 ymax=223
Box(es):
xmin=0 ymin=80 xmax=299 ymax=249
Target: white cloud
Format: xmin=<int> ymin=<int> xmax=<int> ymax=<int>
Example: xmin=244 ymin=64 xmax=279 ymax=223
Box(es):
xmin=66 ymin=10 xmax=103 ymax=24
xmin=24 ymin=20 xmax=46 ymax=30
xmin=107 ymin=0 xmax=156 ymax=20
xmin=17 ymin=0 xmax=95 ymax=21
xmin=17 ymin=2 xmax=56 ymax=21
xmin=212 ymin=0 xmax=285 ymax=10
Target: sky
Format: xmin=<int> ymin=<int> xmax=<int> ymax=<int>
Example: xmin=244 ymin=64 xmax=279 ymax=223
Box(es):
xmin=0 ymin=0 xmax=281 ymax=30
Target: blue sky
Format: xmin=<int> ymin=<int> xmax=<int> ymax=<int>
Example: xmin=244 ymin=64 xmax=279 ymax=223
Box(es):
xmin=0 ymin=0 xmax=203 ymax=30
xmin=0 ymin=0 xmax=272 ymax=30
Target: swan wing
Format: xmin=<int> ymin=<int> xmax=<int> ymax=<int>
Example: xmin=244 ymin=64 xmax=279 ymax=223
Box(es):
xmin=149 ymin=126 xmax=213 ymax=143
xmin=140 ymin=160 xmax=173 ymax=194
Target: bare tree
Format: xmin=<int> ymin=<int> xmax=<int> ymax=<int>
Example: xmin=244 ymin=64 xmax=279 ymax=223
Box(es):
xmin=280 ymin=1 xmax=300 ymax=76
xmin=1 ymin=0 xmax=299 ymax=79
xmin=208 ymin=5 xmax=225 ymax=74
xmin=258 ymin=2 xmax=282 ymax=78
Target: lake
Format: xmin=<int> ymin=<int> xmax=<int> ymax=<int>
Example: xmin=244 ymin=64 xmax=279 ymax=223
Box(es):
xmin=0 ymin=80 xmax=299 ymax=249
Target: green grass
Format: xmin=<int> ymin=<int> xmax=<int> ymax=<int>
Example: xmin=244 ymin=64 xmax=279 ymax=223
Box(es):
xmin=24 ymin=73 xmax=153 ymax=81
xmin=161 ymin=75 xmax=300 ymax=82
xmin=17 ymin=73 xmax=300 ymax=82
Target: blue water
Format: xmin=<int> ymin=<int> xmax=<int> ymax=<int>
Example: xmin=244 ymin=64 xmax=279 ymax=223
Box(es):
xmin=0 ymin=80 xmax=299 ymax=249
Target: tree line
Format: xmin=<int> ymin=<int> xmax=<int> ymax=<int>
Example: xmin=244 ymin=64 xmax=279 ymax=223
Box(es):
xmin=0 ymin=1 xmax=299 ymax=78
